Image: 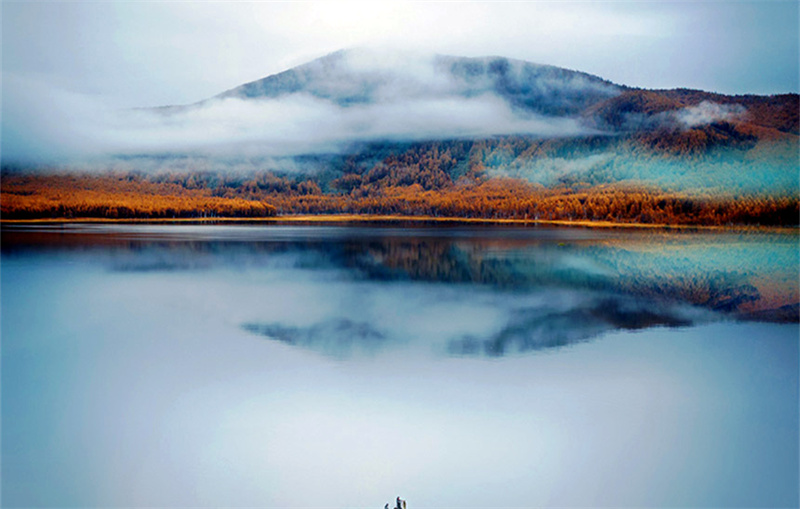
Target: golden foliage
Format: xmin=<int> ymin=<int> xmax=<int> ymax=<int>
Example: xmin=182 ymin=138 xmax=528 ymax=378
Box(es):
xmin=2 ymin=171 xmax=796 ymax=226
xmin=1 ymin=173 xmax=276 ymax=219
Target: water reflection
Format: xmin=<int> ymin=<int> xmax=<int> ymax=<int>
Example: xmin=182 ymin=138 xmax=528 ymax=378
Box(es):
xmin=3 ymin=223 xmax=798 ymax=360
xmin=242 ymin=319 xmax=388 ymax=359
xmin=449 ymin=295 xmax=695 ymax=356
xmin=2 ymin=223 xmax=798 ymax=507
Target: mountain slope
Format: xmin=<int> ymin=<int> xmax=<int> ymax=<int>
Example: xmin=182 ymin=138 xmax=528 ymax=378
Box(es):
xmin=149 ymin=49 xmax=798 ymax=159
xmin=214 ymin=49 xmax=622 ymax=117
xmin=118 ymin=50 xmax=799 ymax=207
xmin=4 ymin=49 xmax=796 ymax=226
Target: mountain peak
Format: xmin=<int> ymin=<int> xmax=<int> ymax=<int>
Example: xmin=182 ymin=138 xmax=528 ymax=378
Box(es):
xmin=140 ymin=49 xmax=796 ymax=159
xmin=213 ymin=48 xmax=622 ymax=116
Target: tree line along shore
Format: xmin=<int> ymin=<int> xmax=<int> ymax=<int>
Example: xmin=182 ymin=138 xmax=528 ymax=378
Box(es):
xmin=2 ymin=170 xmax=797 ymax=227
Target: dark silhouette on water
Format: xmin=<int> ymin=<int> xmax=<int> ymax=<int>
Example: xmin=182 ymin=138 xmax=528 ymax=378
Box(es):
xmin=383 ymin=496 xmax=406 ymax=509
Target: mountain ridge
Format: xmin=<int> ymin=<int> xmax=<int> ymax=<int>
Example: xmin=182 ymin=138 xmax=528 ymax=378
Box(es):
xmin=149 ymin=48 xmax=798 ymax=147
xmin=3 ymin=50 xmax=796 ymax=226
xmin=212 ymin=49 xmax=622 ymax=111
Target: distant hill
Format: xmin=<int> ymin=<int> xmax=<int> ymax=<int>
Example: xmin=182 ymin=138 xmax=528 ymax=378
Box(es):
xmin=213 ymin=50 xmax=621 ymax=117
xmin=147 ymin=49 xmax=798 ymax=163
xmin=151 ymin=49 xmax=794 ymax=138
xmin=3 ymin=49 xmax=797 ymax=226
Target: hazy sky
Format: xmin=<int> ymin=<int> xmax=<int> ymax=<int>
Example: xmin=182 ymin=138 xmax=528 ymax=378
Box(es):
xmin=2 ymin=0 xmax=798 ymax=163
xmin=3 ymin=0 xmax=798 ymax=108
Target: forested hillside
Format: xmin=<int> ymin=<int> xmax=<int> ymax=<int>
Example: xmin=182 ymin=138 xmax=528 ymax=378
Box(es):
xmin=3 ymin=133 xmax=797 ymax=225
xmin=2 ymin=51 xmax=797 ymax=226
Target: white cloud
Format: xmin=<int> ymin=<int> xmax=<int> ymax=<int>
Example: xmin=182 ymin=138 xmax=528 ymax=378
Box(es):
xmin=88 ymin=92 xmax=589 ymax=159
xmin=3 ymin=52 xmax=604 ymax=164
xmin=3 ymin=0 xmax=795 ymax=113
xmin=615 ymin=100 xmax=747 ymax=133
xmin=676 ymin=101 xmax=746 ymax=128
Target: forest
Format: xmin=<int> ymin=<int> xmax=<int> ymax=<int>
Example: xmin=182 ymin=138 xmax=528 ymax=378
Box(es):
xmin=2 ymin=133 xmax=798 ymax=226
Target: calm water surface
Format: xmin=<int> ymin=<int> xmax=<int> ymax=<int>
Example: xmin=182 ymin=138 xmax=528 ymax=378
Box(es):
xmin=2 ymin=224 xmax=798 ymax=507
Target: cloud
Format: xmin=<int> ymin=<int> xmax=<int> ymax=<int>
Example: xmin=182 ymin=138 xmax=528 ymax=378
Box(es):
xmin=1 ymin=73 xmax=117 ymax=162
xmin=675 ymin=101 xmax=746 ymax=128
xmin=98 ymin=93 xmax=589 ymax=159
xmin=2 ymin=0 xmax=797 ymax=131
xmin=616 ymin=100 xmax=747 ymax=133
xmin=489 ymin=154 xmax=614 ymax=186
xmin=2 ymin=54 xmax=600 ymax=165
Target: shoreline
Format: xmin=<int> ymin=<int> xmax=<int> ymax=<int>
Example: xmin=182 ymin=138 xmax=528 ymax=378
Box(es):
xmin=1 ymin=214 xmax=797 ymax=234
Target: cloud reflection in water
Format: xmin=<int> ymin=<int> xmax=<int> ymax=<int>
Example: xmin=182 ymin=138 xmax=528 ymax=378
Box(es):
xmin=4 ymin=223 xmax=797 ymax=361
xmin=2 ymin=223 xmax=798 ymax=507
xmin=449 ymin=296 xmax=695 ymax=356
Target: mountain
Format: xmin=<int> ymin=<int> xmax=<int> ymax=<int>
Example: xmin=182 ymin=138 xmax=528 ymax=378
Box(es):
xmin=3 ymin=49 xmax=797 ymax=226
xmin=213 ymin=49 xmax=622 ymax=117
xmin=210 ymin=49 xmax=797 ymax=135
xmin=168 ymin=50 xmax=797 ymax=196
xmin=150 ymin=48 xmax=797 ymax=157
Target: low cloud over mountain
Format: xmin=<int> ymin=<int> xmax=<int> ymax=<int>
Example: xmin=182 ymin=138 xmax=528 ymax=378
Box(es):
xmin=2 ymin=49 xmax=796 ymax=168
xmin=1 ymin=49 xmax=618 ymax=162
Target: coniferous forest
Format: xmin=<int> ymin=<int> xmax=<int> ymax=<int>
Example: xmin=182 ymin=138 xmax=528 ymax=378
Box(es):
xmin=3 ymin=133 xmax=798 ymax=226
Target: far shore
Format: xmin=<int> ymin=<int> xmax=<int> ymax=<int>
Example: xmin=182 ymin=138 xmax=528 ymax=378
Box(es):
xmin=1 ymin=214 xmax=798 ymax=234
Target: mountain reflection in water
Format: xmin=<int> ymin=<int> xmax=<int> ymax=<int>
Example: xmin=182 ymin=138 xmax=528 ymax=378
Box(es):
xmin=448 ymin=296 xmax=695 ymax=356
xmin=242 ymin=319 xmax=389 ymax=358
xmin=4 ymin=224 xmax=796 ymax=359
xmin=4 ymin=223 xmax=798 ymax=508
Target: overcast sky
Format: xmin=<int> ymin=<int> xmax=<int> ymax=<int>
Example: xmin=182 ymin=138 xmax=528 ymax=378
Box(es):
xmin=3 ymin=0 xmax=798 ymax=109
xmin=2 ymin=0 xmax=798 ymax=164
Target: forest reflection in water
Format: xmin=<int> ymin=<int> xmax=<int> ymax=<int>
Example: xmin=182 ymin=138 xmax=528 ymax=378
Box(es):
xmin=3 ymin=223 xmax=797 ymax=358
xmin=2 ymin=223 xmax=798 ymax=508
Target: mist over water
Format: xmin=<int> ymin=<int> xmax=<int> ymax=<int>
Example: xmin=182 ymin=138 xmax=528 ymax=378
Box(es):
xmin=2 ymin=224 xmax=798 ymax=507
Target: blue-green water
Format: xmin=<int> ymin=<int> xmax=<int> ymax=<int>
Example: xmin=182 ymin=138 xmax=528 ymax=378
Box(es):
xmin=2 ymin=224 xmax=798 ymax=507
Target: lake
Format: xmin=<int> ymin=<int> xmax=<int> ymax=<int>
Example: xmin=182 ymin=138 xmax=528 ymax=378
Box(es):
xmin=2 ymin=223 xmax=798 ymax=507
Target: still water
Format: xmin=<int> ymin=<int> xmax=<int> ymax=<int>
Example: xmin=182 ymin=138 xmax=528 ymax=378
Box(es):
xmin=2 ymin=224 xmax=798 ymax=507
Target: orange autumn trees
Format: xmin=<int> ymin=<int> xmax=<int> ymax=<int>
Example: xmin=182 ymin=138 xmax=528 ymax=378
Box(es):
xmin=2 ymin=134 xmax=797 ymax=226
xmin=1 ymin=173 xmax=276 ymax=219
xmin=2 ymin=169 xmax=797 ymax=225
xmin=258 ymin=178 xmax=797 ymax=226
